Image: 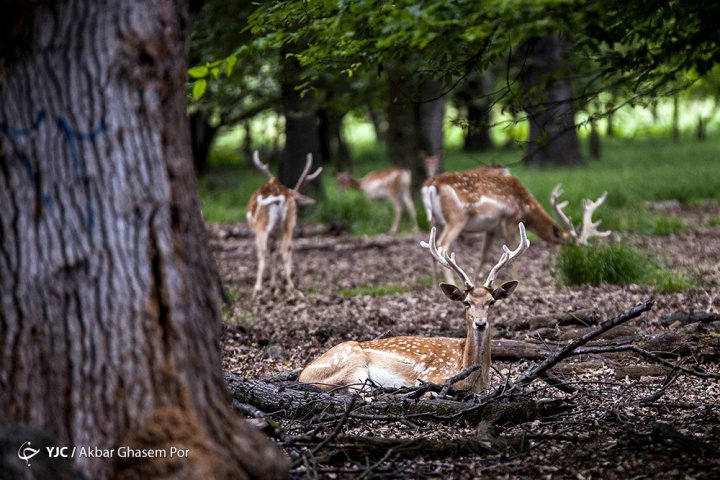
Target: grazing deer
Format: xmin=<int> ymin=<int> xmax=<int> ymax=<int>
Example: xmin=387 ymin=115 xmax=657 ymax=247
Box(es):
xmin=335 ymin=168 xmax=418 ymax=235
xmin=246 ymin=151 xmax=321 ymax=296
xmin=298 ymin=223 xmax=529 ymax=393
xmin=421 ymin=170 xmax=561 ymax=284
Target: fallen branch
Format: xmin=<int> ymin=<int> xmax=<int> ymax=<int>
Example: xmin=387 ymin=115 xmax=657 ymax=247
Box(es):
xmin=510 ymin=299 xmax=654 ymax=390
xmin=224 ymin=372 xmax=572 ymax=425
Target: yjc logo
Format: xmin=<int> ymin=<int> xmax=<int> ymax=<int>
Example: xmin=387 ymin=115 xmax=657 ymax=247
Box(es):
xmin=17 ymin=441 xmax=40 ymax=467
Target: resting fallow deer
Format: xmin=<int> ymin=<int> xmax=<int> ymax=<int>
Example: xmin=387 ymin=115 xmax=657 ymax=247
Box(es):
xmin=298 ymin=223 xmax=529 ymax=393
xmin=246 ymin=151 xmax=322 ymax=296
xmin=335 ymin=168 xmax=418 ymax=235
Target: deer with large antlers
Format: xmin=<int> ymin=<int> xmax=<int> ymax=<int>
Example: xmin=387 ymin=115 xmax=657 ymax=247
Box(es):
xmin=421 ymin=170 xmax=563 ymax=284
xmin=421 ymin=170 xmax=612 ymax=285
xmin=246 ymin=151 xmax=322 ymax=296
xmin=298 ymin=223 xmax=529 ymax=393
xmin=335 ymin=168 xmax=418 ymax=235
xmin=550 ymin=184 xmax=611 ymax=245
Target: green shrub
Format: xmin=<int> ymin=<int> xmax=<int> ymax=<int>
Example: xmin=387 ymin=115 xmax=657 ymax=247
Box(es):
xmin=556 ymin=243 xmax=649 ymax=286
xmin=647 ymin=268 xmax=689 ymax=293
xmin=556 ymin=243 xmax=691 ymax=292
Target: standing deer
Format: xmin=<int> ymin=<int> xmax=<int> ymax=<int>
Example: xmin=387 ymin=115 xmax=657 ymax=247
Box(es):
xmin=298 ymin=223 xmax=529 ymax=393
xmin=246 ymin=151 xmax=321 ymax=296
xmin=335 ymin=168 xmax=418 ymax=235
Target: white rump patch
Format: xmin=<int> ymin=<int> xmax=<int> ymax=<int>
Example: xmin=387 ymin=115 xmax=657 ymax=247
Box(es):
xmin=421 ymin=185 xmax=445 ymax=225
xmin=255 ymin=195 xmax=287 ymax=234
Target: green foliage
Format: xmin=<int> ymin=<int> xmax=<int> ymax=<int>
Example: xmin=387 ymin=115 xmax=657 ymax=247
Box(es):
xmin=556 ymin=243 xmax=649 ymax=287
xmin=556 ymin=243 xmax=690 ymax=292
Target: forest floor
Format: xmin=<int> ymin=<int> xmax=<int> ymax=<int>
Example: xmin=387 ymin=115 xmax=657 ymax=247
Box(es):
xmin=212 ymin=204 xmax=720 ymax=479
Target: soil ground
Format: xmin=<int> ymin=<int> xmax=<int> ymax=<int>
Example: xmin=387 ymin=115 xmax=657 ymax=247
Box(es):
xmin=212 ymin=204 xmax=720 ymax=479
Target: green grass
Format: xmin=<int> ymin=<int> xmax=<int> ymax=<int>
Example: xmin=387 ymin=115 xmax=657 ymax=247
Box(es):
xmin=198 ymin=134 xmax=720 ymax=232
xmin=556 ymin=243 xmax=691 ymax=292
xmin=706 ymin=216 xmax=720 ymax=228
xmin=605 ymin=211 xmax=687 ymax=236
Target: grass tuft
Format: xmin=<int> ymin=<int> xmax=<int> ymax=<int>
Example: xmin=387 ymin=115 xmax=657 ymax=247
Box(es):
xmin=556 ymin=243 xmax=649 ymax=286
xmin=556 ymin=243 xmax=691 ymax=292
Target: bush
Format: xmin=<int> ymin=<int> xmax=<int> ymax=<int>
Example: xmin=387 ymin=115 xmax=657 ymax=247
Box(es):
xmin=556 ymin=243 xmax=691 ymax=292
xmin=556 ymin=243 xmax=649 ymax=286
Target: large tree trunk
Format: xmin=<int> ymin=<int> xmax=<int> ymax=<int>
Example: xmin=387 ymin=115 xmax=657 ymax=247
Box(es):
xmin=279 ymin=51 xmax=322 ymax=195
xmin=318 ymin=107 xmax=351 ymax=172
xmin=387 ymin=70 xmax=419 ymax=173
xmin=387 ymin=71 xmax=446 ymax=186
xmin=519 ymin=34 xmax=583 ymax=166
xmin=0 ymin=1 xmax=287 ymax=479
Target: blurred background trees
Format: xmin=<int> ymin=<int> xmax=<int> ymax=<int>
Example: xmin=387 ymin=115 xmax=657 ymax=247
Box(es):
xmin=188 ymin=0 xmax=720 ymax=222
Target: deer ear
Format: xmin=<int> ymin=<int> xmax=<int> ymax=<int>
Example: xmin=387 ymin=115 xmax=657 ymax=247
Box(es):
xmin=492 ymin=280 xmax=518 ymax=300
xmin=440 ymin=283 xmax=465 ymax=302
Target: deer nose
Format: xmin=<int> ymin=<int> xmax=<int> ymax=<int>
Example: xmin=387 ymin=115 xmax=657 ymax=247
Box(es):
xmin=473 ymin=318 xmax=487 ymax=331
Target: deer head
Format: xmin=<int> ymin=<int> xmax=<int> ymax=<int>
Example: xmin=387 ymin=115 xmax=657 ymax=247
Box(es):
xmin=421 ymin=224 xmax=529 ymax=332
xmin=334 ymin=172 xmax=359 ymax=192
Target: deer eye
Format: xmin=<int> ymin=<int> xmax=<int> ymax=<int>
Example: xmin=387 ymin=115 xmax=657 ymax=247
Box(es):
xmin=462 ymin=300 xmax=471 ymax=308
xmin=488 ymin=299 xmax=496 ymax=307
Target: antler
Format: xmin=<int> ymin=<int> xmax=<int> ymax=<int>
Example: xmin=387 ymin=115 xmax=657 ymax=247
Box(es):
xmin=420 ymin=227 xmax=474 ymax=288
xmin=577 ymin=192 xmax=611 ymax=245
xmin=551 ymin=184 xmax=611 ymax=246
xmin=252 ymin=150 xmax=273 ymax=180
xmin=483 ymin=222 xmax=530 ymax=289
xmin=550 ymin=184 xmax=577 ymax=240
xmin=294 ymin=153 xmax=323 ymax=191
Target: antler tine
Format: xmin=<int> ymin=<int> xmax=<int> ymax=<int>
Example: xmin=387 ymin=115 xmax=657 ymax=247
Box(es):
xmin=550 ymin=184 xmax=577 ymax=240
xmin=294 ymin=153 xmax=317 ymax=190
xmin=420 ymin=227 xmax=474 ymax=288
xmin=577 ymin=192 xmax=611 ymax=245
xmin=252 ymin=150 xmax=273 ymax=180
xmin=305 ymin=165 xmax=323 ymax=183
xmin=483 ymin=222 xmax=530 ymax=289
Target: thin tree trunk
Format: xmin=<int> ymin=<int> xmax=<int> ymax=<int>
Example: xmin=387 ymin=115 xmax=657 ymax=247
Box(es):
xmin=589 ymin=118 xmax=600 ymax=159
xmin=672 ymin=94 xmax=680 ymax=141
xmin=0 ymin=1 xmax=287 ymax=478
xmin=519 ymin=34 xmax=583 ymax=166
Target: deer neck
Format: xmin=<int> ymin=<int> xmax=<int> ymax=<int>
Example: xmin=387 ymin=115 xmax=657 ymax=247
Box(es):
xmin=461 ymin=323 xmax=492 ymax=392
xmin=525 ymin=203 xmax=562 ymax=243
xmin=342 ymin=176 xmax=361 ymax=190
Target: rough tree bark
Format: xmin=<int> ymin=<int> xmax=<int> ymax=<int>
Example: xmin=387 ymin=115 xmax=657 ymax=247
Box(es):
xmin=0 ymin=1 xmax=287 ymax=479
xmin=519 ymin=34 xmax=583 ymax=166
